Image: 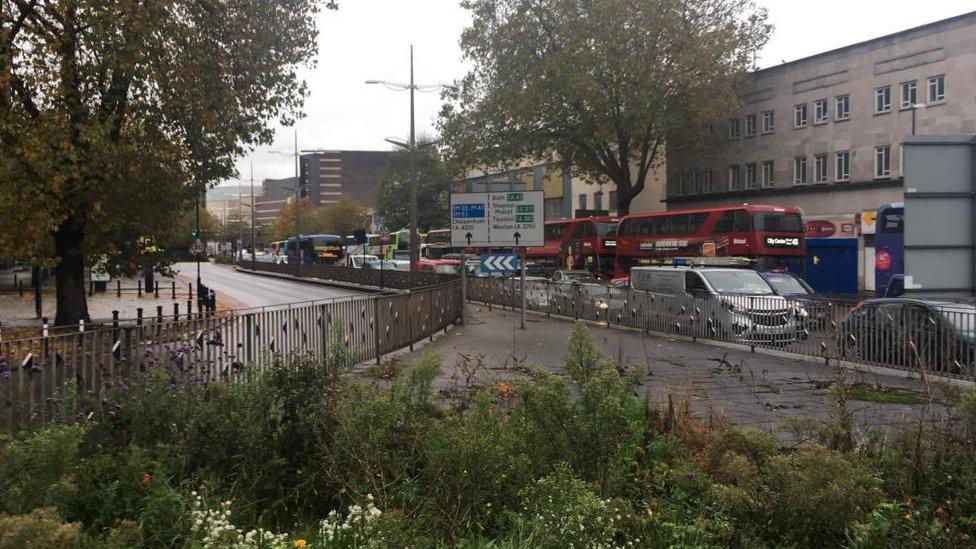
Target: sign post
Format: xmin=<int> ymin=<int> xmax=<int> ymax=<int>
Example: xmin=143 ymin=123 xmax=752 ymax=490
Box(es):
xmin=451 ymin=191 xmax=544 ymax=330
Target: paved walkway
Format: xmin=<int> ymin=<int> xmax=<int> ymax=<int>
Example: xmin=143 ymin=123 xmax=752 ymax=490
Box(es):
xmin=394 ymin=304 xmax=960 ymax=434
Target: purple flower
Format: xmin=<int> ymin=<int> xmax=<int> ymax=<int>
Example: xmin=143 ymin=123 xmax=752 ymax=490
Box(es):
xmin=29 ymin=365 xmax=41 ymax=374
xmin=0 ymin=370 xmax=9 ymax=380
xmin=192 ymin=374 xmax=204 ymax=383
xmin=144 ymin=347 xmax=156 ymax=357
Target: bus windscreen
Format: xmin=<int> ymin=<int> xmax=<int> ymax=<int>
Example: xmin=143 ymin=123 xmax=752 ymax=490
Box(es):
xmin=752 ymin=212 xmax=803 ymax=232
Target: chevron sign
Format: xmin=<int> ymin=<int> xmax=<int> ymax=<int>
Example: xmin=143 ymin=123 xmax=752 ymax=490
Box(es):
xmin=479 ymin=254 xmax=520 ymax=274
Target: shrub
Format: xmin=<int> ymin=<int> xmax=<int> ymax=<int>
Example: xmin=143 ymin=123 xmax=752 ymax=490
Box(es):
xmin=0 ymin=423 xmax=87 ymax=515
xmin=0 ymin=508 xmax=82 ymax=547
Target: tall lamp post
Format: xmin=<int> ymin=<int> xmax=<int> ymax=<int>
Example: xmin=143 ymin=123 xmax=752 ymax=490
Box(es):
xmin=366 ymin=45 xmax=455 ymax=272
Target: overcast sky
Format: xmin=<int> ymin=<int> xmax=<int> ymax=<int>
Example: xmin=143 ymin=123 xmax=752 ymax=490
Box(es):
xmin=225 ymin=0 xmax=976 ymax=189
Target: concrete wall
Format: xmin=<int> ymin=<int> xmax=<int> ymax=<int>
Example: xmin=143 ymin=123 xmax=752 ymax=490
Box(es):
xmin=668 ymin=11 xmax=976 ymax=216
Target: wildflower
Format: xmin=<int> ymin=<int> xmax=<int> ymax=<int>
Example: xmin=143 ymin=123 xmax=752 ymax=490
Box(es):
xmin=141 ymin=472 xmax=153 ymax=485
xmin=294 ymin=540 xmax=307 ymax=548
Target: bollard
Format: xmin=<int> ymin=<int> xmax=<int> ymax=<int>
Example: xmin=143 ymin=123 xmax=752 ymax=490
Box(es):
xmin=210 ymin=289 xmax=217 ymax=313
xmin=156 ymin=305 xmax=163 ymax=322
xmin=42 ymin=317 xmax=49 ymax=337
xmin=89 ymin=280 xmax=93 ymax=296
xmin=79 ymin=319 xmax=85 ymax=333
xmin=189 ymin=283 xmax=193 ymax=300
xmin=171 ymin=281 xmax=176 ymax=299
xmin=17 ymin=279 xmax=23 ymax=297
xmin=173 ymin=302 xmax=179 ymax=321
xmin=112 ymin=310 xmax=119 ymax=329
xmin=117 ymin=279 xmax=121 ymax=297
xmin=137 ymin=280 xmax=142 ymax=297
xmin=154 ymin=281 xmax=159 ymax=298
xmin=187 ymin=299 xmax=192 ymax=320
xmin=136 ymin=307 xmax=143 ymax=326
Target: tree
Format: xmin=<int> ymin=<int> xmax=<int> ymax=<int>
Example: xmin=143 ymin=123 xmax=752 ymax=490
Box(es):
xmin=319 ymin=196 xmax=367 ymax=237
xmin=439 ymin=0 xmax=770 ymax=215
xmin=0 ymin=0 xmax=330 ymax=325
xmin=376 ymin=146 xmax=455 ymax=231
xmin=272 ymin=198 xmax=324 ymax=241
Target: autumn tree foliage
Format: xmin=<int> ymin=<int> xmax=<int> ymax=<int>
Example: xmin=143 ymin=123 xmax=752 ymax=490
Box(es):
xmin=0 ymin=0 xmax=328 ymax=324
xmin=439 ymin=0 xmax=771 ymax=215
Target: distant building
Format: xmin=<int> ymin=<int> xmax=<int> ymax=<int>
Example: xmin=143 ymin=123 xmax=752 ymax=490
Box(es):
xmin=458 ymin=161 xmax=667 ymax=221
xmin=299 ymin=150 xmax=391 ymax=208
xmin=666 ymin=11 xmax=976 ymax=293
xmin=262 ymin=177 xmax=298 ymax=200
xmin=668 ymin=11 xmax=976 ymax=214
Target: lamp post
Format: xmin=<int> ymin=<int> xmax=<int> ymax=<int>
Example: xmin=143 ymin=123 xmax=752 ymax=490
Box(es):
xmin=366 ymin=46 xmax=455 ymax=272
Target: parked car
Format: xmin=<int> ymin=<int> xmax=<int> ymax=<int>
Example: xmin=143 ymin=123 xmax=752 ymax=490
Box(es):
xmin=550 ymin=270 xmax=620 ymax=314
xmin=759 ymin=271 xmax=829 ymax=332
xmin=630 ymin=266 xmax=797 ymax=346
xmin=417 ymin=259 xmax=461 ymax=274
xmin=839 ymin=298 xmax=975 ymax=373
xmin=349 ymin=254 xmax=381 ymax=269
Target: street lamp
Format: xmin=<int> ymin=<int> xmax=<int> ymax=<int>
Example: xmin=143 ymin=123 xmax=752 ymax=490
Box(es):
xmin=910 ymin=103 xmax=927 ymax=135
xmin=366 ymin=45 xmax=456 ymax=272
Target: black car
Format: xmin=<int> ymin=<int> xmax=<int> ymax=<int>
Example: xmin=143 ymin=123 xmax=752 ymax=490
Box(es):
xmin=839 ymin=298 xmax=975 ymax=374
xmin=759 ymin=271 xmax=830 ymax=330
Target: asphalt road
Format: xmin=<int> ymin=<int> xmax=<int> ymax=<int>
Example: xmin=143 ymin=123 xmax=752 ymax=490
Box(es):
xmin=172 ymin=262 xmax=364 ymax=309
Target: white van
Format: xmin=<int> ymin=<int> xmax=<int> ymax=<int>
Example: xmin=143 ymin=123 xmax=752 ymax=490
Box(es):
xmin=630 ymin=266 xmax=798 ymax=345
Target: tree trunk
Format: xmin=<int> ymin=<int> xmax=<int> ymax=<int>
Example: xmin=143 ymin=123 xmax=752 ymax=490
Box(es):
xmin=53 ymin=217 xmax=90 ymax=326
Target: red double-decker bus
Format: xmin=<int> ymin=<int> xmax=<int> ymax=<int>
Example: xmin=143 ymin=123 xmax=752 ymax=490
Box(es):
xmin=526 ymin=216 xmax=619 ymax=277
xmin=614 ymin=204 xmax=805 ymax=275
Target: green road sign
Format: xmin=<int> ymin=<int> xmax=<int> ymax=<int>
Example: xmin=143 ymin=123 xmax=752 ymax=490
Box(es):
xmin=507 ymin=192 xmax=523 ymax=201
xmin=516 ymin=204 xmax=534 ymax=213
xmin=515 ymin=214 xmax=534 ymax=223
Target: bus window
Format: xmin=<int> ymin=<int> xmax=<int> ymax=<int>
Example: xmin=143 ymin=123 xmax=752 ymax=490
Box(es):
xmin=753 ymin=212 xmax=803 ymax=232
xmin=732 ymin=210 xmax=751 ymax=232
xmin=714 ymin=211 xmax=734 ymax=232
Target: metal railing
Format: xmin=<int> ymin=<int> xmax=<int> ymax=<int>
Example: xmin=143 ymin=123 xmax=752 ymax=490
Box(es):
xmin=0 ymin=280 xmax=461 ymax=433
xmin=242 ymin=261 xmax=458 ymax=290
xmin=468 ymin=277 xmax=976 ymax=381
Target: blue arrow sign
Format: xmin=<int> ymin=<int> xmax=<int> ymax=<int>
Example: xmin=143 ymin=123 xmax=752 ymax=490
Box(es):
xmin=479 ymin=254 xmax=520 ymax=274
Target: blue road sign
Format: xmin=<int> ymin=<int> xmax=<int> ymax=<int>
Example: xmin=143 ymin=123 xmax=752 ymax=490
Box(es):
xmin=479 ymin=254 xmax=520 ymax=274
xmin=451 ymin=203 xmax=486 ymax=219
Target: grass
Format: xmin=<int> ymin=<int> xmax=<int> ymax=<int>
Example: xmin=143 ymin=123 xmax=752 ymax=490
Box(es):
xmin=843 ymin=383 xmax=925 ymax=405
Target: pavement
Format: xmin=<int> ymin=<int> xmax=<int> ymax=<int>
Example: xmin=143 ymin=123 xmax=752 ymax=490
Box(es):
xmin=0 ymin=262 xmax=365 ymax=330
xmin=393 ymin=303 xmax=962 ymax=435
xmin=180 ymin=262 xmax=364 ymax=310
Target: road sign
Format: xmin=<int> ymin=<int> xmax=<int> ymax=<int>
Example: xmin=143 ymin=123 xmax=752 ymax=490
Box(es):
xmin=479 ymin=253 xmax=519 ymax=274
xmin=450 ymin=191 xmax=544 ymax=247
xmin=190 ymin=239 xmax=205 ymax=256
xmin=451 ymin=193 xmax=490 ymax=247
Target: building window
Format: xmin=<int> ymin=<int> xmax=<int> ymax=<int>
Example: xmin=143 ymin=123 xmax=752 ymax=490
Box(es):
xmin=793 ymin=103 xmax=807 ymax=127
xmin=900 ymin=80 xmax=917 ymax=109
xmin=744 ymin=113 xmax=757 ymax=137
xmin=928 ymin=74 xmax=945 ymax=102
xmin=761 ymin=110 xmax=775 ymax=133
xmin=745 ymin=163 xmax=757 ymax=188
xmin=608 ymin=190 xmax=617 ymax=211
xmin=835 ymin=151 xmax=850 ymax=182
xmin=835 ymin=94 xmax=851 ymax=120
xmin=578 ymin=193 xmax=588 ymax=208
xmin=814 ymin=99 xmax=828 ymax=124
xmin=728 ymin=165 xmax=741 ymax=190
xmin=594 ymin=191 xmax=603 ymax=211
xmin=793 ymin=156 xmax=807 ymax=185
xmin=702 ymin=168 xmax=712 ymax=193
xmin=728 ymin=118 xmax=740 ymax=139
xmin=814 ymin=153 xmax=828 ymax=183
xmin=875 ymin=145 xmax=891 ymax=178
xmin=762 ymin=160 xmax=774 ymax=187
xmin=875 ymin=85 xmax=891 ymax=113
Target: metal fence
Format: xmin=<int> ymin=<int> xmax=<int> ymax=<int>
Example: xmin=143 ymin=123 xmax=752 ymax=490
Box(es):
xmin=468 ymin=277 xmax=976 ymax=381
xmin=0 ymin=280 xmax=461 ymax=433
xmin=242 ymin=261 xmax=458 ymax=290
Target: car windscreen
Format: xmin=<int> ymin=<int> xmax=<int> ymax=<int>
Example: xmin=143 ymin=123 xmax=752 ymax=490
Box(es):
xmin=701 ymin=271 xmax=774 ymax=295
xmin=763 ymin=273 xmax=811 ymax=295
xmin=753 ymin=212 xmax=803 ymax=232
